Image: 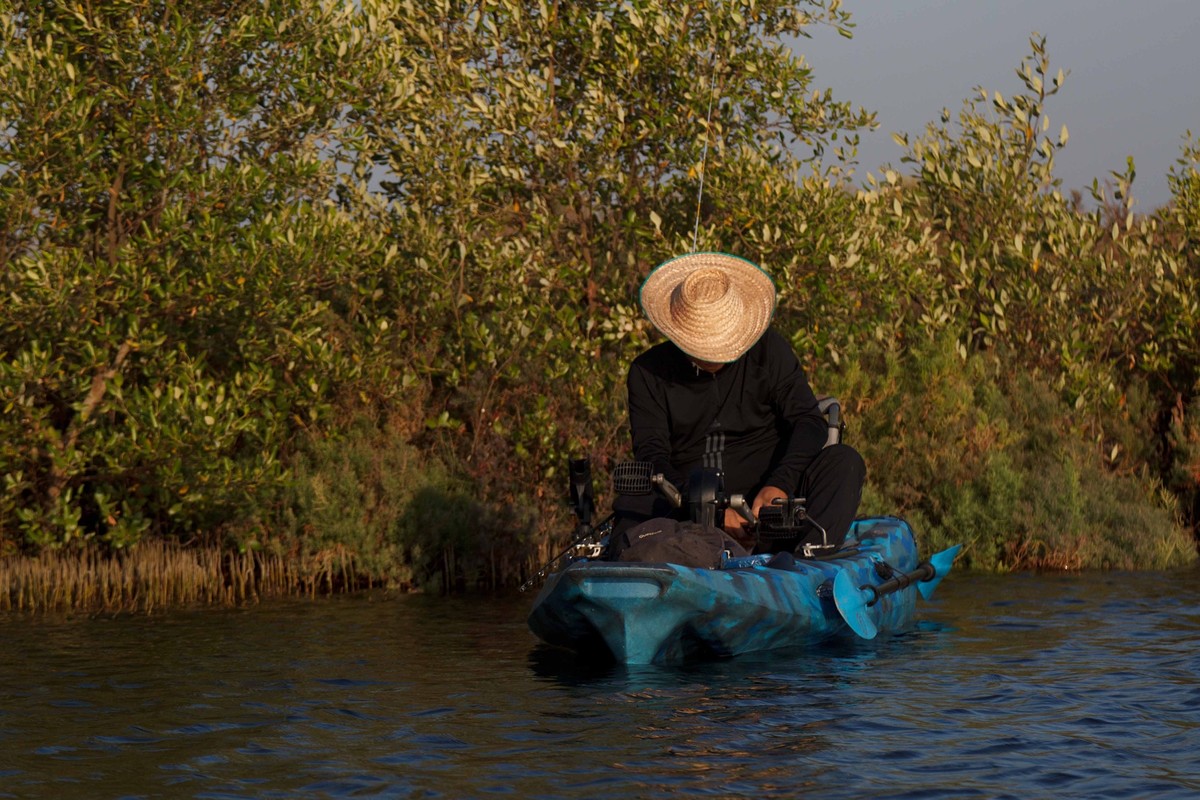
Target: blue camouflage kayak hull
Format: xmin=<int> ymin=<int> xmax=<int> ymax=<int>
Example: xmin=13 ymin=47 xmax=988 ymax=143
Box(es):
xmin=527 ymin=516 xmax=923 ymax=665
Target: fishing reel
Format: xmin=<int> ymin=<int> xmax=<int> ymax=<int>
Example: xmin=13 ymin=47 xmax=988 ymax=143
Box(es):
xmin=565 ymin=456 xmax=608 ymax=557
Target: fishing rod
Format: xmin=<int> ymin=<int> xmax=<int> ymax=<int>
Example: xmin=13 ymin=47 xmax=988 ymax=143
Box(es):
xmin=520 ymin=458 xmax=610 ymax=592
xmin=518 ymin=513 xmax=613 ymax=593
xmin=693 ymin=51 xmax=719 ymax=251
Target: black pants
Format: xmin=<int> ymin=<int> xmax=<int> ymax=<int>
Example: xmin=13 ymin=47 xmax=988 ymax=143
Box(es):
xmin=610 ymin=444 xmax=866 ymax=557
xmin=778 ymin=443 xmax=866 ymax=552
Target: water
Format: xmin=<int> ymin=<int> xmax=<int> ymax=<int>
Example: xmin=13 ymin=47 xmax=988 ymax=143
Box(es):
xmin=2 ymin=569 xmax=1199 ymax=799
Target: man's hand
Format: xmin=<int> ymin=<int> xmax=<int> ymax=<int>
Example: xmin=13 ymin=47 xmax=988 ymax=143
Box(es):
xmin=752 ymin=484 xmax=789 ymax=521
xmin=723 ymin=512 xmax=756 ymax=550
xmin=723 ymin=484 xmax=789 ymax=550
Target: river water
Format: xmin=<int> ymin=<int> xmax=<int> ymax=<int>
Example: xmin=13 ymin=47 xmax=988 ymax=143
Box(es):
xmin=2 ymin=568 xmax=1199 ymax=799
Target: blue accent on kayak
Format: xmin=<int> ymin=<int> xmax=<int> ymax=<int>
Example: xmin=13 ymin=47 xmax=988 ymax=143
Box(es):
xmin=832 ymin=542 xmax=964 ymax=639
xmin=920 ymin=543 xmax=963 ymax=600
xmin=528 ymin=516 xmax=946 ymax=665
xmin=721 ymin=553 xmax=774 ymax=568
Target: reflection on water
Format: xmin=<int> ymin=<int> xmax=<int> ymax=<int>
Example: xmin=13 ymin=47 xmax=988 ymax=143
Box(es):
xmin=1 ymin=570 xmax=1199 ymax=799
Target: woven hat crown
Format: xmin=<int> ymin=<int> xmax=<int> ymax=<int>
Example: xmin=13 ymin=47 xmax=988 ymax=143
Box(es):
xmin=640 ymin=252 xmax=776 ymax=363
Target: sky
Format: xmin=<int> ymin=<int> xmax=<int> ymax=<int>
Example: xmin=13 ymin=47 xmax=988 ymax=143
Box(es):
xmin=792 ymin=0 xmax=1200 ymax=211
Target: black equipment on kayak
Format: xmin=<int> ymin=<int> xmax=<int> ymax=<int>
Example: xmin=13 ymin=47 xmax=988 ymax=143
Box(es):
xmin=757 ymin=497 xmax=807 ymax=537
xmin=568 ymin=457 xmax=595 ymax=532
xmin=688 ymin=467 xmax=721 ymax=529
xmin=691 ymin=469 xmax=755 ymax=530
xmin=757 ymin=496 xmax=838 ymax=558
xmin=612 ymin=460 xmax=682 ymax=507
xmin=612 ymin=462 xmax=754 ymax=529
xmin=612 ymin=459 xmax=652 ymax=494
xmin=611 ymin=461 xmax=839 ymax=556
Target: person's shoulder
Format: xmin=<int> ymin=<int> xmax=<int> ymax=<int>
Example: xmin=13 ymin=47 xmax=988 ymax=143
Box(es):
xmin=747 ymin=327 xmax=797 ymax=361
xmin=629 ymin=340 xmax=686 ymax=386
xmin=632 ymin=339 xmax=682 ymax=370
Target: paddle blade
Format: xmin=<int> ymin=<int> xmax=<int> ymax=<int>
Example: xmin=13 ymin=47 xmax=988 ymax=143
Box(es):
xmin=917 ymin=544 xmax=962 ymax=600
xmin=832 ymin=570 xmax=879 ymax=639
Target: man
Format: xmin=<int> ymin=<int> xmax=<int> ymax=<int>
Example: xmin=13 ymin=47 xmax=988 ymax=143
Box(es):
xmin=612 ymin=251 xmax=865 ymax=556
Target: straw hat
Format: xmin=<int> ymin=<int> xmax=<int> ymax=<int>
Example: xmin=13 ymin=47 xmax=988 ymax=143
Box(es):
xmin=639 ymin=252 xmax=776 ymax=363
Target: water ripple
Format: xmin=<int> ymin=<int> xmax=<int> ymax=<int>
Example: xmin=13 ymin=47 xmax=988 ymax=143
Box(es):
xmin=2 ymin=574 xmax=1200 ymax=798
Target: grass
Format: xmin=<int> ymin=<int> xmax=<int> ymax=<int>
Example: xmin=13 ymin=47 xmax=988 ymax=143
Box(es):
xmin=0 ymin=540 xmax=371 ymax=614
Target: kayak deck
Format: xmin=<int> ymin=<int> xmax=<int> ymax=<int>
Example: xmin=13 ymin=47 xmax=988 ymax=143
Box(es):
xmin=527 ymin=516 xmax=923 ymax=665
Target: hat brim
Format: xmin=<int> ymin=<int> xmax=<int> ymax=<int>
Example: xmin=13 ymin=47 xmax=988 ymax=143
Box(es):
xmin=640 ymin=252 xmax=776 ymax=363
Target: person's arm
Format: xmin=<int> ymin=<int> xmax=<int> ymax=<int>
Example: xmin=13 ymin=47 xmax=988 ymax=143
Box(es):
xmin=627 ymin=360 xmax=688 ymax=492
xmin=762 ymin=332 xmax=827 ymax=495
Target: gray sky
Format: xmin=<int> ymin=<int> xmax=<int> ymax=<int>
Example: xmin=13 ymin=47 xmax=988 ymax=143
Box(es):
xmin=794 ymin=0 xmax=1200 ymax=211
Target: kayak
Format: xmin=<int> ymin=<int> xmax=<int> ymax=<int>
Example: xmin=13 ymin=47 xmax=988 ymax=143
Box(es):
xmin=527 ymin=515 xmax=957 ymax=665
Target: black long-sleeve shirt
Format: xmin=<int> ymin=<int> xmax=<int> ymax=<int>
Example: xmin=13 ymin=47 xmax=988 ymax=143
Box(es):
xmin=626 ymin=328 xmax=828 ymax=498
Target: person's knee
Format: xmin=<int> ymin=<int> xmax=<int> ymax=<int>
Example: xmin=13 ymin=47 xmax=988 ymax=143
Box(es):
xmin=824 ymin=443 xmax=866 ymax=485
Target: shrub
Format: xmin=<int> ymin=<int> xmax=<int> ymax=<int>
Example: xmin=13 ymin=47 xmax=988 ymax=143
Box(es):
xmin=831 ymin=335 xmax=1194 ymax=570
xmin=3 ymin=6 xmax=1197 ymax=585
xmin=275 ymin=413 xmax=537 ymax=592
xmin=0 ymin=0 xmax=399 ymax=550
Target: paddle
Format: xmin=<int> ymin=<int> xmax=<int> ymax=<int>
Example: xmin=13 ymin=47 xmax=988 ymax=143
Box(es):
xmin=832 ymin=544 xmax=962 ymax=639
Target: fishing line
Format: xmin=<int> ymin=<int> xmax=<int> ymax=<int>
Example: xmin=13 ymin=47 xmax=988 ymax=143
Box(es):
xmin=692 ymin=52 xmax=718 ymax=252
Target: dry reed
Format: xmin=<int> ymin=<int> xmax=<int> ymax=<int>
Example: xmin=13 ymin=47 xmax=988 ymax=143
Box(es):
xmin=0 ymin=541 xmax=367 ymax=614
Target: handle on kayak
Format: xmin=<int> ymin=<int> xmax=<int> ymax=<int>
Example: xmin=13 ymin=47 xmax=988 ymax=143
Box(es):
xmin=728 ymin=493 xmax=757 ymax=526
xmin=853 ymin=561 xmax=934 ymax=606
xmin=651 ymin=473 xmax=682 ymax=508
xmin=817 ymin=396 xmax=842 ymax=448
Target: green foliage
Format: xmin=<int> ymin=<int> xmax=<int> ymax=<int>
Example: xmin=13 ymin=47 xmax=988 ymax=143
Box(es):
xmin=1167 ymin=387 xmax=1200 ymax=529
xmin=0 ymin=0 xmax=399 ymax=550
xmin=351 ymin=0 xmax=874 ymax=484
xmin=2 ymin=4 xmax=1198 ymax=584
xmin=834 ymin=335 xmax=1194 ymax=571
xmin=783 ymin=36 xmax=1200 ymax=566
xmin=812 ymin=37 xmax=1200 ymax=420
xmin=276 ymin=414 xmax=535 ymax=592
